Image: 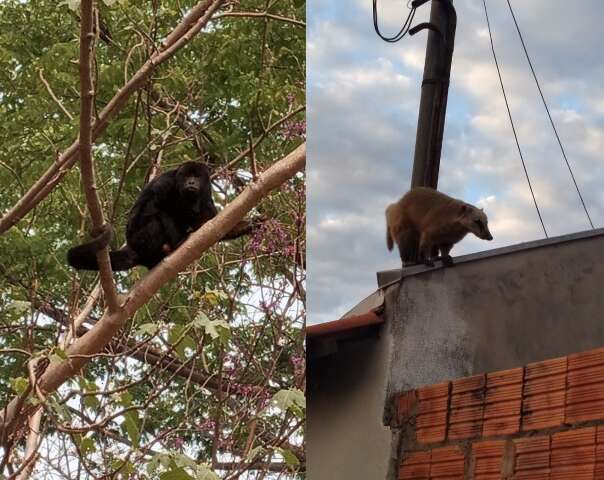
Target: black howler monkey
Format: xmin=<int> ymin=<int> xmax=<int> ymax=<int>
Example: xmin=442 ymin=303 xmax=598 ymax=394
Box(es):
xmin=67 ymin=162 xmax=255 ymax=271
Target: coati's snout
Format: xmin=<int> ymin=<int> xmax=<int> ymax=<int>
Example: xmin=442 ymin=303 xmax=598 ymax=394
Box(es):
xmin=461 ymin=204 xmax=493 ymax=241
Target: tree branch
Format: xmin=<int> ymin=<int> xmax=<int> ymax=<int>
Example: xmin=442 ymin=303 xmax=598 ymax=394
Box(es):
xmin=78 ymin=0 xmax=120 ymax=312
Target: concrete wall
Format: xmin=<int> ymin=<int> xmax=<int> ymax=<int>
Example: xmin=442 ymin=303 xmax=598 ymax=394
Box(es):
xmin=384 ymin=229 xmax=604 ymax=420
xmin=307 ymin=328 xmax=393 ymax=480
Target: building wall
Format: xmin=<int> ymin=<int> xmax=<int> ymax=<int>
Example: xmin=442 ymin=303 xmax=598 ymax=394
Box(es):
xmin=391 ymin=346 xmax=604 ymax=479
xmin=307 ymin=328 xmax=393 ymax=480
xmin=385 ymin=230 xmax=604 ymax=417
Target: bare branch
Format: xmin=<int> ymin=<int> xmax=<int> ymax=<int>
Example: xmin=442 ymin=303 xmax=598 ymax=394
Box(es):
xmin=78 ymin=0 xmax=120 ymax=312
xmin=38 ymin=69 xmax=74 ymax=121
xmin=214 ymin=11 xmax=305 ymax=28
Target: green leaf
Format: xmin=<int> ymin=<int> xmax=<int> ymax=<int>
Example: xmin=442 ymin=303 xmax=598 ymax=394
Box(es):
xmin=193 ymin=464 xmax=220 ymax=480
xmin=173 ymin=454 xmax=196 ymax=469
xmin=275 ymin=447 xmax=300 ymax=466
xmin=119 ymin=390 xmax=133 ymax=407
xmin=270 ymin=388 xmax=306 ymax=417
xmin=192 ymin=313 xmax=230 ymax=341
xmin=59 ymin=0 xmax=80 ymax=11
xmin=137 ymin=322 xmax=160 ymax=336
xmin=8 ymin=300 xmax=30 ymax=314
xmin=9 ymin=377 xmax=29 ymax=395
xmin=245 ymin=445 xmax=265 ymax=462
xmin=80 ymin=437 xmax=96 ymax=455
xmin=148 ymin=453 xmax=172 ymax=475
xmin=160 ymin=468 xmax=194 ymax=480
xmin=123 ymin=410 xmax=140 ymax=447
xmin=83 ymin=395 xmax=100 ymax=409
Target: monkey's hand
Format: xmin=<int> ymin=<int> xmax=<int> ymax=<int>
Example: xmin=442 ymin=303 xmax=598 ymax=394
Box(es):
xmin=222 ymin=215 xmax=266 ymax=240
xmin=89 ymin=223 xmax=114 ymax=251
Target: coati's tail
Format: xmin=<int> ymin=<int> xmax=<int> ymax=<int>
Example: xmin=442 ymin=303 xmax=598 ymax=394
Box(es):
xmin=385 ymin=205 xmax=394 ymax=251
xmin=67 ymin=225 xmax=138 ymax=271
xmin=386 ymin=228 xmax=394 ymax=251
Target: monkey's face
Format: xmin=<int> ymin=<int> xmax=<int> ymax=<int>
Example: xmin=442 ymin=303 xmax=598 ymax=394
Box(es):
xmin=460 ymin=205 xmax=493 ymax=241
xmin=176 ymin=162 xmax=210 ymax=199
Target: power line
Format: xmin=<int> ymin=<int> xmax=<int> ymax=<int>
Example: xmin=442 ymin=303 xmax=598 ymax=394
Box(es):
xmin=482 ymin=0 xmax=548 ymax=238
xmin=506 ymin=0 xmax=594 ymax=230
xmin=373 ymin=0 xmax=416 ymax=43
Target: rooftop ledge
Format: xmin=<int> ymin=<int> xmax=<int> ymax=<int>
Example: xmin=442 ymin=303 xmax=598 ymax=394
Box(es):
xmin=377 ymin=227 xmax=604 ymax=288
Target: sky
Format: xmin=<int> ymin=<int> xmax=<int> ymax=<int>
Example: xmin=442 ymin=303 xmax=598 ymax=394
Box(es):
xmin=307 ymin=0 xmax=604 ymax=324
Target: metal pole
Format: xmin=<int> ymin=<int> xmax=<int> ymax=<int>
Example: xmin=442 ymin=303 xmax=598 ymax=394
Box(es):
xmin=410 ymin=0 xmax=456 ymax=189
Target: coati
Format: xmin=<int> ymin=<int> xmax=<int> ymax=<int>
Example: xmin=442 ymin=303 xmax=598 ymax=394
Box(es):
xmin=67 ymin=162 xmax=255 ymax=271
xmin=386 ymin=187 xmax=493 ymax=267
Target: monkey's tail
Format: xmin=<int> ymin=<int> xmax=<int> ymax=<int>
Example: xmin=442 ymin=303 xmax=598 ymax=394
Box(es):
xmin=67 ymin=245 xmax=138 ymax=271
xmin=67 ymin=225 xmax=138 ymax=271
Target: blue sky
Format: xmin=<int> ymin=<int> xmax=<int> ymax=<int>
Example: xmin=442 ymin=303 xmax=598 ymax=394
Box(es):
xmin=307 ymin=0 xmax=604 ymax=324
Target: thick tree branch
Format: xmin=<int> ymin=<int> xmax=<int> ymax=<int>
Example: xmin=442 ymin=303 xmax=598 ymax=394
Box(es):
xmin=0 ymin=143 xmax=305 ymax=447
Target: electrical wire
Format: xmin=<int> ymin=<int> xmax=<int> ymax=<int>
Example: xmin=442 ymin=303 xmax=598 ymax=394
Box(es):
xmin=506 ymin=0 xmax=594 ymax=230
xmin=373 ymin=0 xmax=416 ymax=43
xmin=482 ymin=0 xmax=548 ymax=238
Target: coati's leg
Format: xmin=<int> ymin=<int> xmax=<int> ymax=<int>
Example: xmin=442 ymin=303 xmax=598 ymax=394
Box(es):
xmin=439 ymin=244 xmax=454 ymax=266
xmin=396 ymin=228 xmax=419 ymax=267
xmin=418 ymin=233 xmax=435 ymax=267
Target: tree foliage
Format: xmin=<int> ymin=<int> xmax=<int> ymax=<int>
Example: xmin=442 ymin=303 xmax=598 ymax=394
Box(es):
xmin=0 ymin=0 xmax=305 ymax=478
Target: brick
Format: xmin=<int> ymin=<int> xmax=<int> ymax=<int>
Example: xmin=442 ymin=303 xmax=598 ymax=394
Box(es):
xmin=485 ymin=383 xmax=523 ymax=403
xmin=515 ymin=437 xmax=551 ymax=454
xmin=473 ymin=440 xmax=504 ymax=479
xmin=566 ymin=348 xmax=604 ymax=425
xmin=448 ymin=421 xmax=482 ymax=440
xmin=450 ymin=390 xmax=484 ymax=409
xmin=567 ymin=382 xmax=604 ymax=403
xmin=417 ymin=425 xmax=447 ymax=444
xmin=417 ymin=389 xmax=448 ymax=444
xmin=523 ymin=374 xmax=566 ymax=397
xmin=451 ymin=374 xmax=485 ymax=394
xmin=400 ymin=451 xmax=430 ymax=479
xmin=596 ymin=449 xmax=604 ymax=480
xmin=567 ymin=364 xmax=604 ymax=386
xmin=430 ymin=446 xmax=464 ymax=478
xmin=551 ymin=427 xmax=596 ymax=449
xmin=550 ymin=428 xmax=596 ymax=480
xmin=417 ymin=410 xmax=447 ymax=429
xmin=525 ymin=357 xmax=567 ymax=380
xmin=514 ymin=436 xmax=550 ymax=474
xmin=568 ymin=346 xmax=604 ymax=370
xmin=418 ymin=395 xmax=449 ymax=415
xmin=566 ymin=399 xmax=604 ymax=423
xmin=397 ymin=391 xmax=418 ymax=425
xmin=513 ymin=471 xmax=550 ymax=480
xmin=417 ymin=382 xmax=450 ymax=400
xmin=483 ymin=369 xmax=522 ymax=438
xmin=522 ymin=407 xmax=565 ymax=431
xmin=448 ymin=376 xmax=485 ymax=441
xmin=486 ymin=368 xmax=523 ymax=387
xmin=522 ymin=363 xmax=566 ymax=431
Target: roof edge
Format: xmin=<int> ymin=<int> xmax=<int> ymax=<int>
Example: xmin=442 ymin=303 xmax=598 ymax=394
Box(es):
xmin=377 ymin=227 xmax=604 ymax=287
xmin=306 ymin=311 xmax=383 ymax=339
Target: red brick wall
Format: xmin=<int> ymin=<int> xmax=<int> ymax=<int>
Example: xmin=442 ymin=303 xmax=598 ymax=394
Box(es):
xmin=393 ymin=346 xmax=604 ymax=479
